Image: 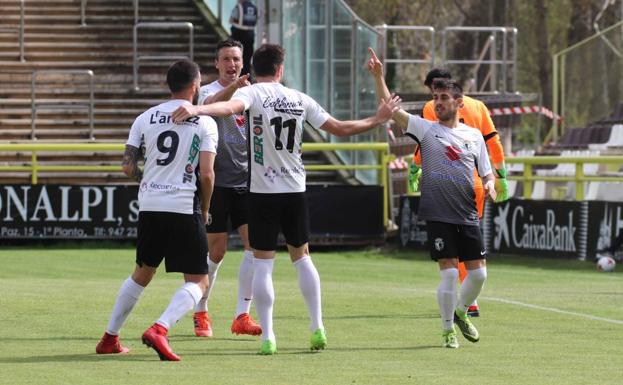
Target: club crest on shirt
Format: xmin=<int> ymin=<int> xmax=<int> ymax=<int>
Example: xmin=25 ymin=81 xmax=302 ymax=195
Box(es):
xmin=264 ymin=166 xmax=278 ymax=183
xmin=434 ymin=237 xmax=445 ymax=251
xmin=463 ymin=140 xmax=475 ymax=151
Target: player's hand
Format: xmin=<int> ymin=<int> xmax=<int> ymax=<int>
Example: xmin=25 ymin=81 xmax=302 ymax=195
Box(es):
xmin=377 ymin=94 xmax=401 ymax=122
xmin=202 ymin=210 xmax=211 ymax=225
xmin=172 ymin=105 xmax=198 ymax=124
xmin=494 ymin=168 xmax=509 ymax=202
xmin=367 ymin=47 xmax=383 ymax=78
xmin=408 ymin=163 xmax=422 ymax=193
xmin=484 ymin=179 xmax=497 ymax=202
xmin=234 ymin=73 xmax=251 ymax=89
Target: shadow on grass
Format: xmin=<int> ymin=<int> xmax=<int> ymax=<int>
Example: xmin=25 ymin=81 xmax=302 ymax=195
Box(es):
xmin=0 ymin=344 xmax=440 ymax=363
xmin=0 ymin=240 xmax=134 ymax=249
xmin=376 ymin=246 xmax=608 ymax=273
xmin=0 ymin=353 xmax=156 ymax=364
xmin=325 ymin=313 xmax=438 ymax=320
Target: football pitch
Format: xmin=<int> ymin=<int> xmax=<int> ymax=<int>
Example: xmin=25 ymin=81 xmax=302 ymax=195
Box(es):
xmin=0 ymin=245 xmax=621 ymax=385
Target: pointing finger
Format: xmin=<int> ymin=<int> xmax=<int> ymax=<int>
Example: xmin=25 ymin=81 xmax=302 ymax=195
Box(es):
xmin=368 ymin=47 xmax=379 ymax=61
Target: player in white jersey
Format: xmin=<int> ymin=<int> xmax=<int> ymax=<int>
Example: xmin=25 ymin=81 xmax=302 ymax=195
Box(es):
xmin=172 ymin=43 xmax=400 ymax=355
xmin=191 ymin=39 xmax=262 ymax=338
xmin=367 ymin=48 xmax=496 ymax=349
xmin=96 ymin=60 xmax=218 ymax=361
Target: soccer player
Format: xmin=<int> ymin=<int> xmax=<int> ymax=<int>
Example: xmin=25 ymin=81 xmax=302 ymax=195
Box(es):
xmin=413 ymin=68 xmax=510 ymax=317
xmin=368 ymin=48 xmax=495 ymax=348
xmin=191 ymin=39 xmax=261 ymax=338
xmin=95 ymin=60 xmax=218 ymax=361
xmin=172 ymin=43 xmax=400 ymax=355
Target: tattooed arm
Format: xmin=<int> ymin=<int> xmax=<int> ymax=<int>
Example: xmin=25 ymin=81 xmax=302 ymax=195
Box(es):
xmin=122 ymin=144 xmax=143 ymax=183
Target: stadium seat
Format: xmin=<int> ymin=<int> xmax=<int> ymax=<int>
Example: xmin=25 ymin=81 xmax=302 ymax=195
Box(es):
xmin=589 ymin=124 xmax=623 ymax=150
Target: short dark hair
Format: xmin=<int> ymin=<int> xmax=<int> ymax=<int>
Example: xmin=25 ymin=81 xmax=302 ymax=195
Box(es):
xmin=252 ymin=44 xmax=285 ymax=77
xmin=424 ymin=68 xmax=452 ymax=88
xmin=166 ymin=60 xmax=200 ymax=93
xmin=432 ymin=78 xmax=463 ymax=99
xmin=216 ymin=39 xmax=243 ymax=56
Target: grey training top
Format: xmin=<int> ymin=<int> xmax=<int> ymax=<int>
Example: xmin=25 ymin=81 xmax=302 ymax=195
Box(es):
xmin=198 ymin=80 xmax=248 ymax=188
xmin=405 ymin=114 xmax=492 ymax=226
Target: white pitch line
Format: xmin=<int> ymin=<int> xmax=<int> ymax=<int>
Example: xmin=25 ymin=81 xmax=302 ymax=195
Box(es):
xmin=481 ymin=296 xmax=623 ymax=325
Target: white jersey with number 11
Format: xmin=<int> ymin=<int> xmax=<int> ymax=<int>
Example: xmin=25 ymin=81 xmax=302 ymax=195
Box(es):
xmin=232 ymin=83 xmax=330 ymax=194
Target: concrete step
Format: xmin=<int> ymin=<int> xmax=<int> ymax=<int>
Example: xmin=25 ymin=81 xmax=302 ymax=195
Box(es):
xmin=0 ymin=61 xmax=215 ymax=72
xmin=0 ymin=117 xmax=133 ymax=125
xmin=0 ymin=98 xmax=164 ymax=106
xmin=0 ymin=5 xmax=198 ymax=16
xmin=0 ymin=42 xmax=216 ymax=52
xmin=0 ymin=87 xmax=169 ymax=97
xmin=3 ymin=22 xmax=213 ymax=32
xmin=0 ymin=50 xmax=214 ymax=60
xmin=0 ymin=0 xmax=233 ymax=151
xmin=1 ymin=0 xmax=198 ymax=4
xmin=0 ymin=128 xmax=130 ymax=139
xmin=0 ymin=108 xmax=143 ymax=116
xmin=2 ymin=14 xmax=207 ymax=25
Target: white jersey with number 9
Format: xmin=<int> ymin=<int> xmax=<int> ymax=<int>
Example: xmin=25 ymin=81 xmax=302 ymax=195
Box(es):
xmin=127 ymin=99 xmax=218 ymax=214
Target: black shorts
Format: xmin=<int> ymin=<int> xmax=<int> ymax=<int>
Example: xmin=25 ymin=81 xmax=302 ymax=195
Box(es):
xmin=248 ymin=192 xmax=310 ymax=251
xmin=136 ymin=211 xmax=208 ymax=274
xmin=206 ymin=186 xmax=249 ymax=233
xmin=426 ymin=221 xmax=486 ymax=262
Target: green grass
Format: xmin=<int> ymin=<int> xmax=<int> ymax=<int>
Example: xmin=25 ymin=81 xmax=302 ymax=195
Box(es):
xmin=0 ymin=246 xmax=621 ymax=385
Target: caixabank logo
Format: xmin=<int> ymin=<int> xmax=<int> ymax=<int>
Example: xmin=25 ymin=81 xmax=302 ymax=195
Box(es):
xmin=490 ymin=199 xmax=588 ymax=258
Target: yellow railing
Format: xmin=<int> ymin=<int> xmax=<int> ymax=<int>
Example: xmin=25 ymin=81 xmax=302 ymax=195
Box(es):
xmin=0 ymin=142 xmax=394 ymax=229
xmin=507 ymin=156 xmax=623 ymax=200
xmin=401 ymin=155 xmax=623 ymax=201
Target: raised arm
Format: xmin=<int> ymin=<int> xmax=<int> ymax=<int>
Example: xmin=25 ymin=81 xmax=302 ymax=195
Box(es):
xmin=203 ymin=74 xmax=250 ymax=104
xmin=320 ymin=95 xmax=401 ymax=137
xmin=121 ymin=144 xmax=143 ymax=183
xmin=367 ymin=47 xmax=409 ymax=130
xmin=172 ymin=99 xmax=246 ymax=123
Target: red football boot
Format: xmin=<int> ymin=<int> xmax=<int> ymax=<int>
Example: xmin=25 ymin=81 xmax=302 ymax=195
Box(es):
xmin=193 ymin=311 xmax=213 ymax=337
xmin=230 ymin=313 xmax=262 ymax=336
xmin=96 ymin=332 xmax=130 ymax=354
xmin=141 ymin=323 xmax=180 ymax=361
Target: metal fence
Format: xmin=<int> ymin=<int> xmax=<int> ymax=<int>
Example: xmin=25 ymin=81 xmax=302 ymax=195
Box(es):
xmin=30 ymin=70 xmax=95 ymax=140
xmin=552 ymin=20 xmax=623 ymax=141
xmin=0 ymin=0 xmax=25 ymax=62
xmin=133 ymin=22 xmax=194 ymax=91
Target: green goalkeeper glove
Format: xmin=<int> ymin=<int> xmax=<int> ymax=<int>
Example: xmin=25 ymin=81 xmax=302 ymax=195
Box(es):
xmin=408 ymin=163 xmax=422 ymax=193
xmin=494 ymin=167 xmax=509 ymax=202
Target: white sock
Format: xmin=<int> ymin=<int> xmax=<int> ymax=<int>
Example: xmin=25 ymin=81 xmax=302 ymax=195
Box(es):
xmin=252 ymin=258 xmax=275 ymax=342
xmin=457 ymin=267 xmax=487 ymax=314
xmin=235 ymin=249 xmax=255 ymax=317
xmin=106 ymin=277 xmax=145 ymax=335
xmin=194 ymin=255 xmax=221 ymax=313
xmin=157 ymin=282 xmax=203 ymax=330
xmin=437 ymin=268 xmax=459 ymax=331
xmin=294 ymin=255 xmax=323 ymax=331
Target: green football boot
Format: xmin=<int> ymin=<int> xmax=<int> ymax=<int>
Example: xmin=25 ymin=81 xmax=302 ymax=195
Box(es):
xmin=310 ymin=328 xmax=327 ymax=351
xmin=441 ymin=327 xmax=459 ymax=349
xmin=259 ymin=340 xmax=277 ymax=355
xmin=454 ymin=310 xmax=480 ymax=343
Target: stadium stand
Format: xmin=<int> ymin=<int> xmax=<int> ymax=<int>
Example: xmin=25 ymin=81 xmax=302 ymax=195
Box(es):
xmin=0 ymin=0 xmax=345 ymax=186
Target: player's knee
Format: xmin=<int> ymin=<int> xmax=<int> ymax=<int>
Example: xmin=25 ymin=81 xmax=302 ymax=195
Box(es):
xmin=207 ymin=245 xmax=227 ymax=263
xmin=469 ymin=267 xmax=487 ymax=284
